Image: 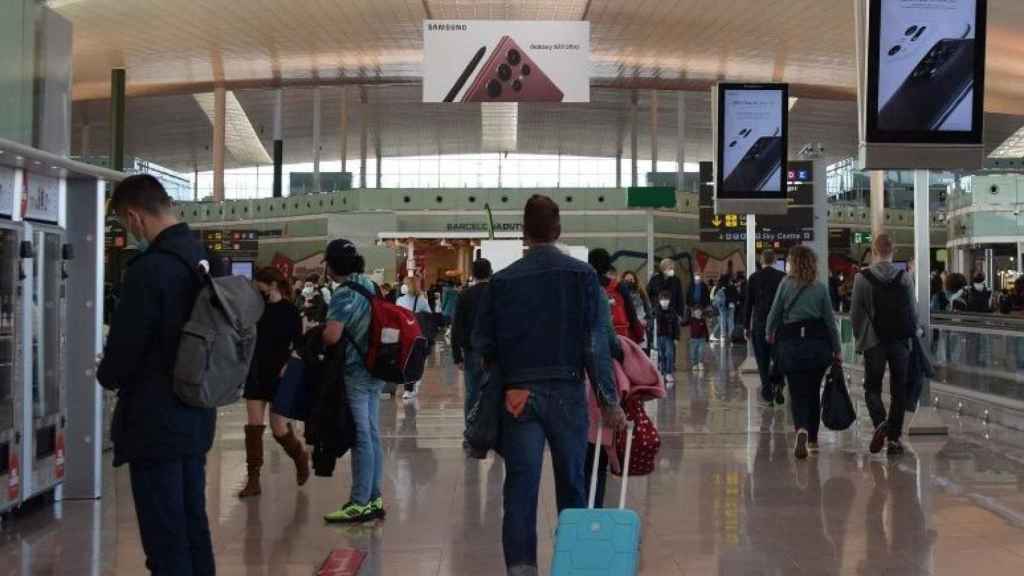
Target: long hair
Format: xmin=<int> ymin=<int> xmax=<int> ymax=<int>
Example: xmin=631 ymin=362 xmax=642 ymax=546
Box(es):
xmin=621 ymin=270 xmax=648 ymax=301
xmin=787 ymin=245 xmax=818 ymax=287
xmin=255 ymin=266 xmax=291 ymax=297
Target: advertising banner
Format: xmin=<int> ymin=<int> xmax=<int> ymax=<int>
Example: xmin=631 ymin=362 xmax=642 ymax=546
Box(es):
xmin=423 ymin=20 xmax=590 ymax=103
xmin=867 ymin=0 xmax=987 ymax=143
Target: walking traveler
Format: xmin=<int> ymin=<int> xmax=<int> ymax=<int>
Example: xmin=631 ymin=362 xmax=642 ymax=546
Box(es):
xmin=715 ymin=274 xmax=738 ymax=344
xmin=655 ymin=290 xmax=679 ymax=382
xmin=744 ymin=250 xmax=787 ymax=404
xmin=473 ymin=195 xmax=626 ymax=576
xmin=452 ymin=258 xmax=493 ymax=425
xmin=850 ymin=234 xmax=919 ymax=457
xmin=688 ymin=306 xmax=710 ymax=372
xmin=589 ymin=248 xmax=644 ymax=343
xmin=647 ymin=258 xmax=685 ymax=324
xmin=621 ymin=270 xmax=651 ymax=350
xmin=97 ymin=174 xmax=217 ymax=575
xmin=321 ymin=239 xmax=388 ymax=523
xmin=766 ymin=245 xmax=841 ymax=461
xmin=396 ymin=278 xmax=433 ymax=399
xmin=237 ymin=267 xmax=307 ymax=498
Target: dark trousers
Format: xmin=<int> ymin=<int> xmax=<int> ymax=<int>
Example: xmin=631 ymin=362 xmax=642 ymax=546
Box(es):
xmin=583 ymin=442 xmax=609 ymax=509
xmin=786 ymin=367 xmax=827 ymax=443
xmin=501 ymin=381 xmax=588 ymax=570
xmin=864 ymin=340 xmax=911 ymax=441
xmin=751 ymin=325 xmax=774 ymax=396
xmin=129 ymin=456 xmax=215 ymax=576
xmin=463 ymin=350 xmax=486 ymax=426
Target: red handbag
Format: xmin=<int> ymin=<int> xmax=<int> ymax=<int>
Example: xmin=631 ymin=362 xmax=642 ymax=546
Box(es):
xmin=613 ymin=398 xmax=660 ymax=476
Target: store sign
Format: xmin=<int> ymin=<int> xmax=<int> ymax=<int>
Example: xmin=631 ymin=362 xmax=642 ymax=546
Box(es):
xmin=714 ymin=83 xmax=789 ymax=215
xmin=446 ymin=222 xmax=522 ymax=233
xmin=854 ymin=231 xmax=874 ymax=245
xmin=423 ymin=20 xmax=590 ymax=103
xmin=829 ymin=228 xmax=852 ymax=253
xmin=0 ymin=166 xmax=14 ymax=218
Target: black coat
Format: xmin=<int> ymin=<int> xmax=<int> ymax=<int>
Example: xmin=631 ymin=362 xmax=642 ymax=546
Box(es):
xmin=451 ymin=281 xmax=489 ymax=364
xmin=300 ymin=326 xmax=356 ymax=477
xmin=647 ymin=272 xmax=684 ymax=318
xmin=98 ymin=223 xmax=217 ymax=466
xmin=745 ymin=266 xmax=786 ymax=330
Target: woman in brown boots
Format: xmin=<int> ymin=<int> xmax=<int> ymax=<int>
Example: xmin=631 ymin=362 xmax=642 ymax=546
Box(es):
xmin=239 ymin=267 xmax=308 ymax=497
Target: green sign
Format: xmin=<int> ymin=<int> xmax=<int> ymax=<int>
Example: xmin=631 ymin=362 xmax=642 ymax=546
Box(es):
xmin=627 ymin=187 xmax=676 ymax=209
xmin=854 ymin=231 xmax=873 ymax=245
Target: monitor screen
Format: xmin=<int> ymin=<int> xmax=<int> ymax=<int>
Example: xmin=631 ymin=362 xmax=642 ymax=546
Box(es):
xmin=773 ymin=259 xmax=787 ymax=273
xmin=716 ymin=83 xmax=788 ymax=201
xmin=867 ymin=0 xmax=987 ymax=144
xmin=231 ymin=261 xmax=255 ymax=280
xmin=894 ymin=261 xmax=909 ymax=272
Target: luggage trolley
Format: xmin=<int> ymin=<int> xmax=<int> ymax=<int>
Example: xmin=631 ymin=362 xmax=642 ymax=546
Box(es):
xmin=20 ymin=172 xmax=68 ymax=503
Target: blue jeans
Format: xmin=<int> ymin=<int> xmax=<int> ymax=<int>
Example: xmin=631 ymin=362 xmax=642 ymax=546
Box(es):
xmin=346 ymin=370 xmax=384 ymax=504
xmin=463 ymin=350 xmax=486 ymax=425
xmin=502 ymin=381 xmax=588 ymax=570
xmin=129 ymin=456 xmax=215 ymax=576
xmin=658 ymin=337 xmax=676 ymax=376
xmin=718 ymin=306 xmax=734 ymax=341
xmin=690 ymin=337 xmax=707 ymax=367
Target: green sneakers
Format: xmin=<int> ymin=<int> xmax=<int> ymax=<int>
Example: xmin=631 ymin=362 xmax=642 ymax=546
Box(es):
xmin=324 ymin=498 xmax=386 ymax=524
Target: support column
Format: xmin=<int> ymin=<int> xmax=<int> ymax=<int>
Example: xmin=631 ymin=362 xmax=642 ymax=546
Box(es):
xmin=272 ymin=88 xmax=283 ymax=198
xmin=212 ymin=86 xmax=226 ymax=202
xmin=80 ymin=123 xmax=91 ymax=158
xmin=676 ymin=92 xmax=686 ymax=191
xmin=630 ymin=90 xmax=638 ymax=187
xmin=1017 ymin=242 xmax=1023 ymax=274
xmin=312 ymin=86 xmax=321 ymax=193
xmin=615 ymin=151 xmax=622 ymax=188
xmin=359 ymin=88 xmax=368 ymax=189
xmin=109 ymin=69 xmax=125 ymax=172
xmin=649 ymin=90 xmax=658 ymax=176
xmin=64 ymin=176 xmax=106 ymax=500
xmin=375 ymin=121 xmax=382 ymax=189
xmin=813 ymin=159 xmax=829 ymax=283
xmin=646 ymin=210 xmax=655 ymax=283
xmin=339 ymin=86 xmax=349 ymax=177
xmin=909 ymin=168 xmax=947 ymax=435
xmin=870 ymin=171 xmax=885 ymax=237
xmin=740 ymin=214 xmax=759 ymax=374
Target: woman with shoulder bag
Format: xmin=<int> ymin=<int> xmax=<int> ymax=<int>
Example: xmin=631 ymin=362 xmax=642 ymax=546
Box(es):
xmin=765 ymin=246 xmax=842 ymax=460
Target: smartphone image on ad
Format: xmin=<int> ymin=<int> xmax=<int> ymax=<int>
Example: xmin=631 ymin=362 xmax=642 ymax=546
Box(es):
xmin=445 ymin=46 xmax=486 ymax=103
xmin=722 ymin=136 xmax=783 ymax=193
xmin=461 ymin=36 xmax=564 ymax=103
xmin=878 ymin=37 xmax=975 ymax=131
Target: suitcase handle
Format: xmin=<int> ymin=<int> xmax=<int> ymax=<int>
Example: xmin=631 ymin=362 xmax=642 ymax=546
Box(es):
xmin=587 ymin=420 xmax=634 ymax=510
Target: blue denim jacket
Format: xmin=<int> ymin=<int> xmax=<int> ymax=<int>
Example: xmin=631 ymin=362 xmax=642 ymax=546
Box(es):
xmin=472 ymin=244 xmax=619 ymax=407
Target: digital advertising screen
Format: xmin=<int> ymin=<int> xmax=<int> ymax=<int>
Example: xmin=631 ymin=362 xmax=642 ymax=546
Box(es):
xmin=867 ymin=0 xmax=987 ymax=144
xmin=716 ymin=84 xmax=788 ymax=201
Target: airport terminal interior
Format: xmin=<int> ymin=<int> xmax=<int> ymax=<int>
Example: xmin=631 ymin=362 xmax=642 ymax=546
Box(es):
xmin=2 ymin=0 xmax=1024 ymax=574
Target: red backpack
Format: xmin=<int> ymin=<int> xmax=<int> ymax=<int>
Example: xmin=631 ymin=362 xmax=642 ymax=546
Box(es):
xmin=614 ymin=398 xmax=661 ymax=476
xmin=343 ymin=282 xmax=428 ymax=384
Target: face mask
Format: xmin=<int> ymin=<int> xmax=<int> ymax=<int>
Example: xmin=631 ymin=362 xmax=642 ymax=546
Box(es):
xmin=666 ymin=269 xmax=675 ymax=277
xmin=623 ymin=278 xmax=634 ymax=286
xmin=400 ymin=285 xmax=410 ymax=296
xmin=301 ymin=286 xmax=314 ymax=298
xmin=659 ymin=299 xmax=670 ymax=309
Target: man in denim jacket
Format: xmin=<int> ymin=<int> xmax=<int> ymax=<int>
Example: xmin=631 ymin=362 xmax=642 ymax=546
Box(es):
xmin=473 ymin=194 xmax=627 ymax=576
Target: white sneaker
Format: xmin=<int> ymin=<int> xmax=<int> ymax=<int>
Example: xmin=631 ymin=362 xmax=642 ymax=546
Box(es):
xmin=665 ymin=374 xmax=674 ymax=384
xmin=402 ymin=390 xmax=417 ymax=400
xmin=697 ymin=363 xmax=706 ymax=372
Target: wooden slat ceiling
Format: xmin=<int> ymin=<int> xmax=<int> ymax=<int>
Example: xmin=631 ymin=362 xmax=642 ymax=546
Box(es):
xmin=56 ymin=0 xmax=1024 ymax=171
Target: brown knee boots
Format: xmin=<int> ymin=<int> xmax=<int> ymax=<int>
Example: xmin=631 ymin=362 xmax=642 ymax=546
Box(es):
xmin=238 ymin=424 xmax=265 ymax=498
xmin=274 ymin=423 xmax=311 ymax=486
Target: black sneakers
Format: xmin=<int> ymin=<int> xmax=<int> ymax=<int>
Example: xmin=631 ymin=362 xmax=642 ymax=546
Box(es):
xmin=795 ymin=430 xmax=809 ymax=460
xmin=869 ymin=422 xmax=888 ymax=454
xmin=886 ymin=441 xmax=905 ymax=457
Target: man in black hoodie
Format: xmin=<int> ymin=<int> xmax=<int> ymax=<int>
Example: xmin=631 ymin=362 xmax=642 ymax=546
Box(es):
xmin=98 ymin=175 xmax=217 ymax=575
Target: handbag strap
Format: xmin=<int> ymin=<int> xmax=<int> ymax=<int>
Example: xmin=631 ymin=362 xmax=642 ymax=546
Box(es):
xmin=782 ymin=284 xmax=809 ymax=324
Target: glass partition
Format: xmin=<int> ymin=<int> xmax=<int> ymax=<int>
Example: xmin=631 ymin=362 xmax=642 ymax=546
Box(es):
xmin=0 ymin=228 xmax=18 ymax=434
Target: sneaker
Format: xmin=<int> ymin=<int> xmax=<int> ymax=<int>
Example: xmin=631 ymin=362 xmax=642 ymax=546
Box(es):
xmin=760 ymin=387 xmax=774 ymax=404
xmin=697 ymin=363 xmax=706 ymax=372
xmin=402 ymin=389 xmax=417 ymax=400
xmin=869 ymin=422 xmax=889 ymax=454
xmin=324 ymin=501 xmax=376 ymax=524
xmin=807 ymin=442 xmax=819 ymax=454
xmin=665 ymin=374 xmax=675 ymax=384
xmin=774 ymin=386 xmax=785 ymax=406
xmin=794 ymin=430 xmax=809 ymax=460
xmin=886 ymin=440 xmax=905 ymax=457
xmin=369 ymin=496 xmax=386 ymax=519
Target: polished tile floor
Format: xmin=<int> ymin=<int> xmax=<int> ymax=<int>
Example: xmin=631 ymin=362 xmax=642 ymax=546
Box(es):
xmin=4 ymin=343 xmax=1024 ymax=575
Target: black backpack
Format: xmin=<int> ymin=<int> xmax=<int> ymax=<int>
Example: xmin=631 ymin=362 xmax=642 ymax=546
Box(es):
xmin=966 ymin=287 xmax=992 ymax=313
xmin=862 ymin=269 xmax=916 ymax=343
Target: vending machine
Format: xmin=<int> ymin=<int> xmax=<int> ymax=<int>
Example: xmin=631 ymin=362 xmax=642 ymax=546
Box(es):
xmin=20 ymin=173 xmax=67 ymax=502
xmin=0 ymin=217 xmax=23 ymax=514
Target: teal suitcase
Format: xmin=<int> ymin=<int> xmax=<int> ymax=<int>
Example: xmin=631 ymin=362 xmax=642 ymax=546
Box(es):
xmin=551 ymin=422 xmax=640 ymax=576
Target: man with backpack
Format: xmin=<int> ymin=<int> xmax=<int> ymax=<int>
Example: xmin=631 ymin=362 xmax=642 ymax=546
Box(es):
xmin=97 ymin=175 xmax=217 ymax=575
xmin=473 ymin=195 xmax=626 ymax=576
xmin=744 ymin=250 xmax=786 ymax=404
xmin=851 ymin=234 xmax=920 ymax=457
xmin=321 ymin=239 xmax=390 ymax=523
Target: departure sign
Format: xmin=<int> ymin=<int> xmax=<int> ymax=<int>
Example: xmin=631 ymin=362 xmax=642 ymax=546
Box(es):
xmin=199 ymin=229 xmax=259 ymax=258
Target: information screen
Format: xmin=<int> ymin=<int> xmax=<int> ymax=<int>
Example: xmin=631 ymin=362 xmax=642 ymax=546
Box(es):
xmin=716 ymin=84 xmax=788 ymax=201
xmin=231 ymin=261 xmax=254 ymax=280
xmin=867 ymin=0 xmax=987 ymax=143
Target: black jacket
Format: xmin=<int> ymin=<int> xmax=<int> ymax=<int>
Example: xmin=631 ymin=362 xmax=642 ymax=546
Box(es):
xmin=98 ymin=223 xmax=216 ymax=466
xmin=300 ymin=326 xmax=356 ymax=477
xmin=744 ymin=266 xmax=786 ymax=330
xmin=647 ymin=272 xmax=684 ymax=318
xmin=451 ymin=281 xmax=489 ymax=364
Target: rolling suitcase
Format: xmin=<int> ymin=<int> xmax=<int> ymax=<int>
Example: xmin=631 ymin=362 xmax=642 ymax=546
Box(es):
xmin=551 ymin=421 xmax=641 ymax=576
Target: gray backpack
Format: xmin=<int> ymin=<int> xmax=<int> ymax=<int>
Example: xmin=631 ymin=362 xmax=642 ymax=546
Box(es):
xmin=164 ymin=251 xmax=265 ymax=408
